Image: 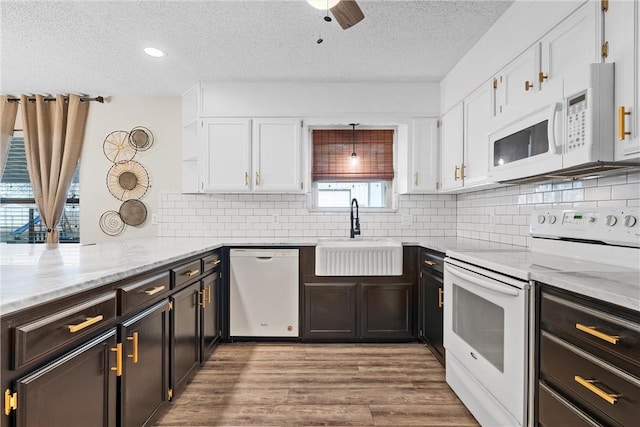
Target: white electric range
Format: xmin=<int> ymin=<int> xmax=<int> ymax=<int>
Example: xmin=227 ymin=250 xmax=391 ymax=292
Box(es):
xmin=444 ymin=207 xmax=640 ymax=427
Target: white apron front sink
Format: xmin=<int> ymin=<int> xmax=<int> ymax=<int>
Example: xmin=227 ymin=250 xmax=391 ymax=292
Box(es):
xmin=315 ymin=238 xmax=403 ymax=276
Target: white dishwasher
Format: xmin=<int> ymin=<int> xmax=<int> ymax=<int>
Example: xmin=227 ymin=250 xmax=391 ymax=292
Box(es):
xmin=229 ymin=248 xmax=299 ymax=337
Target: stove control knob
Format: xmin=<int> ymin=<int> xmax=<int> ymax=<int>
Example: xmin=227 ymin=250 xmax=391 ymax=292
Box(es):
xmin=587 ymin=216 xmax=596 ymax=223
xmin=606 ymin=215 xmax=618 ymax=226
xmin=624 ymin=215 xmax=637 ymax=227
xmin=547 ymin=215 xmax=557 ymax=224
xmin=537 ymin=215 xmax=546 ymax=224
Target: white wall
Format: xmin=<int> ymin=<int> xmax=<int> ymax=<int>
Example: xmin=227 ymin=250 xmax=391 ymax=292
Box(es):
xmin=80 ymin=96 xmax=181 ymax=244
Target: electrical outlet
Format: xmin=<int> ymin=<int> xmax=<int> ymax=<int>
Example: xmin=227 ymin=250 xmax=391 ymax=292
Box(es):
xmin=489 ymin=213 xmax=496 ymax=226
xmin=272 ymin=214 xmax=279 ymax=224
xmin=402 ymin=215 xmax=412 ymax=227
xmin=151 ymin=214 xmax=158 ymax=225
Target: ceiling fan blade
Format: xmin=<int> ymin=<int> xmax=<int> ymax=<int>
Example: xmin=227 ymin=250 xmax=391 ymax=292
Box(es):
xmin=330 ymin=0 xmax=364 ymax=30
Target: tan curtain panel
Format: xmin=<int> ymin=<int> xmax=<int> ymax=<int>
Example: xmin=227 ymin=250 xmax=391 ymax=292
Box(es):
xmin=0 ymin=96 xmax=19 ymax=177
xmin=312 ymin=129 xmax=394 ymax=181
xmin=21 ymin=94 xmax=90 ymax=245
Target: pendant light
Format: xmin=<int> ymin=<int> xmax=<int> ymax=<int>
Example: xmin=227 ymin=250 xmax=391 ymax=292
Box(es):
xmin=307 ymin=0 xmax=340 ymax=10
xmin=350 ymin=123 xmax=359 ymax=161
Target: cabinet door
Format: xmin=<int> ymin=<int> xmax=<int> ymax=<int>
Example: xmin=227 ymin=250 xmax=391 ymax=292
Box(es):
xmin=360 ymin=283 xmax=413 ymax=339
xmin=121 ymin=301 xmax=169 ymax=427
xmin=423 ymin=270 xmax=445 ymax=364
xmin=14 ymin=330 xmax=117 ymax=427
xmin=494 ymin=44 xmax=540 ymax=117
xmin=540 ymin=2 xmax=600 ymax=98
xmin=463 ymin=82 xmax=492 ymax=187
xmin=607 ymin=0 xmax=639 ymax=159
xmin=303 ymin=283 xmax=357 ymax=339
xmin=200 ymin=118 xmax=251 ymax=192
xmin=201 ymin=271 xmax=220 ymax=362
xmin=252 ymin=118 xmax=302 ymax=192
xmin=440 ymin=103 xmax=464 ymax=191
xmin=410 ymin=118 xmax=440 ymax=192
xmin=171 ymin=281 xmax=200 ymax=392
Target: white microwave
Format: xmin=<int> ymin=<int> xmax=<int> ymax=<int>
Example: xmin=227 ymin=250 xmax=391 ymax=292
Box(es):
xmin=489 ymin=63 xmax=614 ymax=183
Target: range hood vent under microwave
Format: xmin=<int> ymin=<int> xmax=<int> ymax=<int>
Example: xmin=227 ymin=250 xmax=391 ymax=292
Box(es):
xmin=497 ymin=160 xmax=640 ymax=185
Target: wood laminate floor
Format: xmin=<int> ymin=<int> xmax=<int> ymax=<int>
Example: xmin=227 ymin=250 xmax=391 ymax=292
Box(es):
xmin=155 ymin=343 xmax=479 ymax=426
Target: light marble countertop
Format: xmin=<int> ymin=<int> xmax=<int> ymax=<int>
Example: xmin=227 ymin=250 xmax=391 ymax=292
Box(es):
xmin=0 ymin=236 xmax=527 ymax=317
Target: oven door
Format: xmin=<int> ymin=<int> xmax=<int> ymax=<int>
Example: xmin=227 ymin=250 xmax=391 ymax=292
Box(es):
xmin=489 ymin=101 xmax=564 ymax=182
xmin=444 ymin=259 xmax=529 ymax=426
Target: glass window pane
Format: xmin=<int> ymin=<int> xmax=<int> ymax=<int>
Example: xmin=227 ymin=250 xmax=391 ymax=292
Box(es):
xmin=316 ymin=182 xmax=387 ymax=208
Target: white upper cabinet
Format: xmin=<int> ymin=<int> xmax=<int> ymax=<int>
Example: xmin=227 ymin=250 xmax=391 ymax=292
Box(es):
xmin=493 ymin=44 xmax=540 ymax=118
xmin=200 ymin=118 xmax=252 ymax=192
xmin=440 ymin=102 xmax=465 ymax=191
xmin=199 ymin=117 xmax=302 ymax=193
xmin=408 ymin=118 xmax=440 ymax=193
xmin=252 ymin=118 xmax=302 ymax=192
xmin=464 ymin=82 xmax=492 ymax=186
xmin=605 ymin=0 xmax=640 ymax=159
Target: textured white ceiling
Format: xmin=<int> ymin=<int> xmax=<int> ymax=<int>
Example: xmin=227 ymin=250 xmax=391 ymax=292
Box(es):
xmin=0 ymin=0 xmax=513 ymax=96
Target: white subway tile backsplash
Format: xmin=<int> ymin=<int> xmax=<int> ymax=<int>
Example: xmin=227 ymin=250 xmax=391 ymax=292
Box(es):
xmin=611 ymin=183 xmax=640 ymax=200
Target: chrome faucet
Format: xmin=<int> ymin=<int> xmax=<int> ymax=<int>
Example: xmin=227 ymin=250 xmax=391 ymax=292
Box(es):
xmin=350 ymin=198 xmax=361 ymax=238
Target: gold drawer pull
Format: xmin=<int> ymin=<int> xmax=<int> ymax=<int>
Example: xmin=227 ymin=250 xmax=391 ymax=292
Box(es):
xmin=438 ymin=288 xmax=444 ymax=308
xmin=110 ymin=343 xmax=123 ymax=376
xmin=574 ymin=375 xmax=619 ymax=405
xmin=454 ymin=165 xmax=460 ymax=181
xmin=525 ymin=80 xmax=534 ymax=91
xmin=209 ymin=259 xmax=221 ymax=266
xmin=127 ymin=332 xmax=139 ymax=364
xmin=185 ymin=270 xmax=200 ymax=277
xmin=4 ymin=389 xmax=17 ymax=416
xmin=68 ymin=315 xmax=104 ymax=333
xmin=207 ymin=285 xmax=212 ymax=304
xmin=575 ymin=323 xmax=619 ymax=344
xmin=424 ymin=260 xmax=439 ymax=266
xmin=144 ymin=285 xmax=165 ymax=296
xmin=618 ymin=106 xmax=631 ymax=140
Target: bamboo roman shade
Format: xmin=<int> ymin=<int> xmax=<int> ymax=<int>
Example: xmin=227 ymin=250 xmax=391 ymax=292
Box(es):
xmin=312 ymin=129 xmax=394 ymax=181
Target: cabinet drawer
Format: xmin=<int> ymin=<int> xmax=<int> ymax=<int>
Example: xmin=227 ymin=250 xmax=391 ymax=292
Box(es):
xmin=540 ymin=331 xmax=640 ymax=427
xmin=541 ymin=291 xmax=640 ymax=372
xmin=172 ymin=259 xmax=201 ymax=288
xmin=13 ymin=292 xmax=117 ymax=369
xmin=420 ymin=249 xmax=444 ymax=274
xmin=538 ymin=382 xmax=599 ymax=427
xmin=202 ymin=252 xmax=221 ymax=274
xmin=119 ymin=272 xmax=170 ymax=314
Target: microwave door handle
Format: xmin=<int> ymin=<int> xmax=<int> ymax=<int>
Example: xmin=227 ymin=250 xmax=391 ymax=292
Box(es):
xmin=547 ymin=102 xmax=562 ymax=154
xmin=445 ymin=264 xmax=519 ymax=297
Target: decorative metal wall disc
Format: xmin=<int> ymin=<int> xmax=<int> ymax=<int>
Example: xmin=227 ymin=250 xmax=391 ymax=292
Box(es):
xmin=106 ymin=160 xmax=150 ymax=201
xmin=129 ymin=126 xmax=154 ymax=151
xmin=103 ymin=130 xmax=137 ymax=163
xmin=99 ymin=211 xmax=125 ymax=236
xmin=119 ymin=199 xmax=147 ymax=226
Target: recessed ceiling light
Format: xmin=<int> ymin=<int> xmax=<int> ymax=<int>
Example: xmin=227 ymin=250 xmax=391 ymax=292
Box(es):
xmin=307 ymin=0 xmax=340 ymax=10
xmin=144 ymin=47 xmax=165 ymax=58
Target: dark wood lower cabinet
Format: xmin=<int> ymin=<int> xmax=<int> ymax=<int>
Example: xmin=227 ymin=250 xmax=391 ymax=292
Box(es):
xmin=171 ymin=281 xmax=200 ymax=393
xmin=121 ymin=301 xmax=169 ymax=427
xmin=420 ymin=267 xmax=444 ymax=364
xmin=304 ymin=283 xmax=357 ymax=339
xmin=360 ymin=283 xmax=413 ymax=339
xmin=14 ymin=330 xmax=117 ymax=427
xmin=201 ymin=271 xmax=221 ymax=362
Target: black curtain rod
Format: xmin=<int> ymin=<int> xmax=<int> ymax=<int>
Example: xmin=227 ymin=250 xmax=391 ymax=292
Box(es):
xmin=7 ymin=96 xmax=104 ymax=103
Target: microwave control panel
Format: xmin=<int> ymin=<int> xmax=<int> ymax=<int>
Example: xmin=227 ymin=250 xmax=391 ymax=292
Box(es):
xmin=566 ymin=91 xmax=587 ymax=152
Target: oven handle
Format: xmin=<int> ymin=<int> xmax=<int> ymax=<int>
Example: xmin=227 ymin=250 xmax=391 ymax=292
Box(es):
xmin=445 ymin=263 xmax=519 ymax=297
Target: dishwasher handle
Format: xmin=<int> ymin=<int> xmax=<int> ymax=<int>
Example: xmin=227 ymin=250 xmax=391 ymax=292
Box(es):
xmin=256 ymin=257 xmax=273 ymax=262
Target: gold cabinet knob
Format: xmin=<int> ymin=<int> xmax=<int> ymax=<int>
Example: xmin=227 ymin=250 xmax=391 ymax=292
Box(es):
xmin=525 ymin=81 xmax=534 ymax=91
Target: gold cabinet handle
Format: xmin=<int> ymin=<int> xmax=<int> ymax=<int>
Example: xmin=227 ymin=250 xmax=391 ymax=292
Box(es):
xmin=424 ymin=260 xmax=439 ymax=266
xmin=618 ymin=106 xmax=631 ymax=141
xmin=414 ymin=172 xmax=418 ymax=186
xmin=209 ymin=259 xmax=221 ymax=266
xmin=185 ymin=270 xmax=200 ymax=277
xmin=4 ymin=389 xmax=17 ymax=416
xmin=525 ymin=80 xmax=534 ymax=91
xmin=110 ymin=343 xmax=123 ymax=376
xmin=127 ymin=332 xmax=139 ymax=364
xmin=244 ymin=171 xmax=248 ymax=186
xmin=68 ymin=315 xmax=104 ymax=333
xmin=460 ymin=163 xmax=466 ymax=179
xmin=199 ymin=290 xmax=206 ymax=308
xmin=144 ymin=285 xmax=165 ymax=296
xmin=574 ymin=376 xmax=619 ymax=404
xmin=255 ymin=171 xmax=260 ymax=186
xmin=438 ymin=288 xmax=444 ymax=308
xmin=454 ymin=165 xmax=460 ymax=181
xmin=575 ymin=323 xmax=619 ymax=344
xmin=539 ymin=72 xmax=549 ymax=83
xmin=207 ymin=285 xmax=212 ymax=304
